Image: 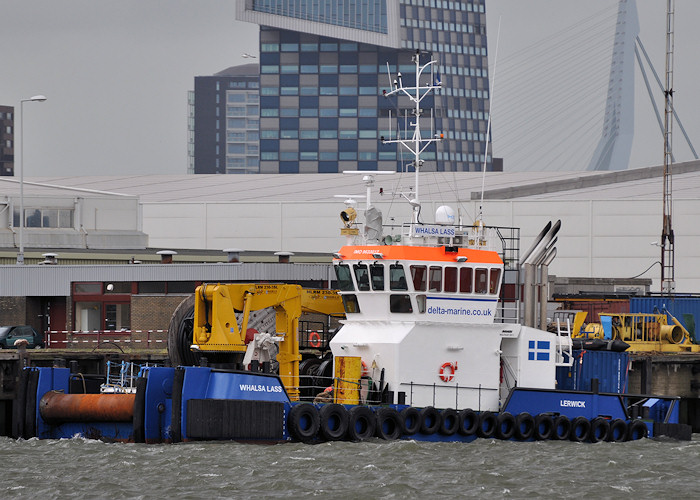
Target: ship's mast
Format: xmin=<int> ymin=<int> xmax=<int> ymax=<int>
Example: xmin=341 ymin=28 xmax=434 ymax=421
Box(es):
xmin=381 ymin=50 xmax=443 ymax=227
xmin=661 ymin=0 xmax=675 ymax=294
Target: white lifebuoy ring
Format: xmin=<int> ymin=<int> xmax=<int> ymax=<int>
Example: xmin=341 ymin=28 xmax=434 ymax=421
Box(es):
xmin=439 ymin=362 xmax=457 ymax=382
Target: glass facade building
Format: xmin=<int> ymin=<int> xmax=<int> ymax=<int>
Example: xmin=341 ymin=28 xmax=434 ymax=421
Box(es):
xmin=232 ymin=0 xmax=495 ymax=174
xmin=0 ymin=106 xmax=13 ymax=176
xmin=190 ymin=64 xmax=260 ymax=174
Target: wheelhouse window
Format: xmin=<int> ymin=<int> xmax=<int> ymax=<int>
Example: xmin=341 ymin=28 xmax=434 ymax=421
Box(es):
xmin=342 ymin=295 xmax=361 ymax=314
xmin=390 ymin=264 xmax=408 ymax=290
xmin=489 ymin=269 xmax=502 ymax=295
xmin=416 ymin=294 xmax=426 ymax=313
xmin=390 ymin=295 xmax=413 ymax=313
xmin=475 ymin=268 xmax=488 ymax=294
xmin=444 ymin=267 xmax=458 ymax=293
xmin=370 ymin=263 xmax=384 ymax=291
xmin=353 ymin=264 xmax=370 ymax=291
xmin=429 ymin=266 xmax=442 ymax=292
xmin=410 ymin=265 xmax=427 ymax=291
xmin=460 ymin=267 xmax=473 ymax=293
xmin=334 ymin=264 xmax=355 ymax=291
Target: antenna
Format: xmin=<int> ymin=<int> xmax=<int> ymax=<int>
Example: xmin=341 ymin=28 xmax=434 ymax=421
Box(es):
xmin=381 ymin=50 xmax=443 ymax=226
xmin=478 ymin=16 xmax=501 ymax=224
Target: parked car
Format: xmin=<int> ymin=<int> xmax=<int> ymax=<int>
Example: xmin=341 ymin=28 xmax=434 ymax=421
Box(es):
xmin=0 ymin=325 xmax=44 ymax=349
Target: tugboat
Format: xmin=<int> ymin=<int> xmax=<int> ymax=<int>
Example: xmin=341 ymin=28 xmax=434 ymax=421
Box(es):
xmin=16 ymin=51 xmax=689 ymax=444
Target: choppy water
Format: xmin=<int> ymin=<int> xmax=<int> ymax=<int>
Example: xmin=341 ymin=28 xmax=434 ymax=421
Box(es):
xmin=2 ymin=436 xmax=699 ymax=499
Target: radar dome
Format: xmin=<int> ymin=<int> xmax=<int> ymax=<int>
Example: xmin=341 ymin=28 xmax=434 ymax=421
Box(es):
xmin=435 ymin=206 xmax=455 ymax=225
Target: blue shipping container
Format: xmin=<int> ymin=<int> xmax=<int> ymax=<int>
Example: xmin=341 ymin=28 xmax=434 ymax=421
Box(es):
xmin=630 ymin=296 xmax=700 ymax=342
xmin=556 ymin=350 xmax=629 ymax=393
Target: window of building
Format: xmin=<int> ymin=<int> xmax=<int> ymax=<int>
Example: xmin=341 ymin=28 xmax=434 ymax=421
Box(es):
xmin=300 ymin=152 xmax=317 ymax=160
xmin=260 ymin=130 xmax=279 ymax=139
xmin=15 ymin=208 xmax=74 ymax=229
xmin=280 ymin=130 xmax=298 ymax=139
xmin=300 ymin=130 xmax=318 ymax=139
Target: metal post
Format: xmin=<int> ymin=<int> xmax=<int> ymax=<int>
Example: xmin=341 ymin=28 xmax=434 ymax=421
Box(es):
xmin=17 ymin=95 xmax=47 ymax=264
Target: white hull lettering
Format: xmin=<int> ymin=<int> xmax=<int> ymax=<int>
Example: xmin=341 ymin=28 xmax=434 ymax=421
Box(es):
xmin=239 ymin=384 xmax=283 ymax=393
xmin=560 ymin=399 xmax=586 ymax=408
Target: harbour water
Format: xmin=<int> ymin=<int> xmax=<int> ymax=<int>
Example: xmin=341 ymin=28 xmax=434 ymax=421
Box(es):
xmin=2 ymin=435 xmax=698 ymax=498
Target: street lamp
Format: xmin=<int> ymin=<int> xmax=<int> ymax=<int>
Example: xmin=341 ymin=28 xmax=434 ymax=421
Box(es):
xmin=17 ymin=95 xmax=47 ymax=265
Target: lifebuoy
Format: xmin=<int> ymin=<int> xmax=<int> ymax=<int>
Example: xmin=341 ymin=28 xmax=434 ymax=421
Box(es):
xmin=309 ymin=331 xmax=321 ymax=348
xmin=439 ymin=362 xmax=457 ymax=382
xmin=361 ymin=360 xmax=369 ymax=377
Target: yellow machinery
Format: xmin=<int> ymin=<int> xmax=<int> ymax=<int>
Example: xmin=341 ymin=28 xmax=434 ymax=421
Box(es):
xmin=577 ymin=312 xmax=700 ymax=353
xmin=191 ymin=283 xmax=344 ymax=400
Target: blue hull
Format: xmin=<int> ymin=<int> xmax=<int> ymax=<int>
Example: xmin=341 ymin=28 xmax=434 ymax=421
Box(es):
xmin=20 ymin=366 xmax=690 ymax=443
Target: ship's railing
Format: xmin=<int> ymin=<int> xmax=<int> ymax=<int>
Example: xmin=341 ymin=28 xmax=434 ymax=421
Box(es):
xmin=295 ymin=374 xmax=497 ymax=411
xmin=383 ymin=223 xmax=503 ymax=252
xmin=100 ymin=360 xmax=152 ymax=393
xmin=45 ymin=330 xmax=167 ymax=349
xmin=554 ymin=319 xmax=574 ymax=367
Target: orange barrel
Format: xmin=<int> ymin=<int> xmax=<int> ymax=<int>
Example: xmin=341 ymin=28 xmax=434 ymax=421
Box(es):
xmin=39 ymin=391 xmax=136 ymax=423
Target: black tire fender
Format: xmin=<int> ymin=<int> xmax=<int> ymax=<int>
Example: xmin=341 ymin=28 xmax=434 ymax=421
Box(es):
xmin=534 ymin=414 xmax=554 ymax=441
xmin=346 ymin=406 xmax=376 ymax=442
xmin=439 ymin=408 xmax=459 ymax=436
xmin=514 ymin=412 xmax=535 ymax=441
xmin=375 ymin=407 xmax=402 ymax=440
xmin=495 ymin=412 xmax=515 ymax=440
xmin=318 ymin=403 xmax=349 ymax=441
xmin=477 ymin=411 xmax=497 ymax=438
xmin=400 ymin=407 xmax=421 ymax=435
xmin=627 ymin=420 xmax=648 ymax=441
xmin=608 ymin=419 xmax=628 ymax=442
xmin=552 ymin=415 xmax=571 ymax=440
xmin=458 ymin=408 xmax=479 ymax=436
xmin=287 ymin=403 xmax=320 ymax=443
xmin=419 ymin=406 xmax=441 ymax=435
xmin=569 ymin=416 xmax=591 ymax=442
xmin=589 ymin=417 xmax=611 ymax=443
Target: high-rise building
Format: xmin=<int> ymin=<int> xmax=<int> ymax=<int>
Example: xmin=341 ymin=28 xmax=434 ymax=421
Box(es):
xmin=190 ymin=64 xmax=260 ymax=174
xmin=0 ymin=106 xmax=14 ymax=176
xmin=236 ymin=0 xmax=497 ymax=174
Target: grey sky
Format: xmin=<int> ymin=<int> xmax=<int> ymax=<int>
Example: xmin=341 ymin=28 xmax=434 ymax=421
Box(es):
xmin=2 ymin=1 xmax=697 ymax=177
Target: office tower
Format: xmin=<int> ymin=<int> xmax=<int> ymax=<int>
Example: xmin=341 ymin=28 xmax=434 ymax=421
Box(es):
xmin=0 ymin=106 xmax=14 ymax=176
xmin=232 ymin=0 xmax=495 ymax=174
xmin=190 ymin=64 xmax=260 ymax=174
